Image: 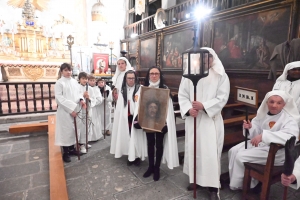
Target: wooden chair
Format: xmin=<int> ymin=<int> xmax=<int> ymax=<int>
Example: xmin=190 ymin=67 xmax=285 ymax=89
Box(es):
xmin=242 ymin=143 xmax=284 ymax=200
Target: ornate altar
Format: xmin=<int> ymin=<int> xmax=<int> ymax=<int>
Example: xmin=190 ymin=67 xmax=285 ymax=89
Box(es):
xmin=1 ymin=60 xmax=60 ymax=82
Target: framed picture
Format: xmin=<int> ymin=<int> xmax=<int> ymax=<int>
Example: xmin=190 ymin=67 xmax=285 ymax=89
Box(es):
xmin=129 ymin=40 xmax=138 ymax=55
xmin=93 ymin=53 xmax=109 ymax=74
xmin=138 ymin=86 xmax=170 ymax=132
xmin=212 ymin=5 xmax=292 ymax=70
xmin=235 ymin=86 xmax=258 ymax=108
xmin=162 ymin=28 xmax=194 ymax=70
xmin=140 ymin=37 xmax=156 ymax=69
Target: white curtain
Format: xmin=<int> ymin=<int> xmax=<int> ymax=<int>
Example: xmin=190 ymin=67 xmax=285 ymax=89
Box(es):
xmin=161 ymin=0 xmax=176 ymax=9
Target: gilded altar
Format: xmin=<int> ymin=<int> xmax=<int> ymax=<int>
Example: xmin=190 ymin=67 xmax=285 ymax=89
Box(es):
xmin=1 ymin=60 xmax=60 ymax=82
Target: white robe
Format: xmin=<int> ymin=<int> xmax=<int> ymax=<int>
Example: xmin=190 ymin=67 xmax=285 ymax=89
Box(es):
xmin=128 ymin=95 xmax=180 ymax=169
xmin=99 ymin=85 xmax=113 ymax=131
xmin=89 ymin=86 xmax=103 ymax=141
xmin=228 ymin=111 xmax=299 ymax=189
xmin=290 ymin=156 xmax=300 ymax=190
xmin=78 ymin=84 xmax=95 ymax=144
xmin=54 ymin=77 xmax=83 ymax=146
xmin=110 ymin=85 xmax=140 ymax=158
xmin=178 ymin=69 xmax=230 ymax=188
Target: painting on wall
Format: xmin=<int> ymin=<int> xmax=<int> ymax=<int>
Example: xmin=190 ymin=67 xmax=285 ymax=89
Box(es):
xmin=129 ymin=40 xmax=138 ymax=55
xmin=140 ymin=37 xmax=156 ymax=69
xmin=162 ymin=29 xmax=194 ymax=70
xmin=212 ymin=6 xmax=291 ymax=70
xmin=93 ymin=53 xmax=109 ymax=74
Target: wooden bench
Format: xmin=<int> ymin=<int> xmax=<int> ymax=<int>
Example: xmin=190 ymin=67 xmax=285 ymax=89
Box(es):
xmin=224 ymin=114 xmax=256 ymax=128
xmin=48 ymin=115 xmax=68 ymax=200
xmin=9 ymin=122 xmax=48 ymax=134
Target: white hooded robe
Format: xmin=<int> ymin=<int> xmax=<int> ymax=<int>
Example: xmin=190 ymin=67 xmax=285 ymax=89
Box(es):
xmin=90 ymin=86 xmax=103 ymax=141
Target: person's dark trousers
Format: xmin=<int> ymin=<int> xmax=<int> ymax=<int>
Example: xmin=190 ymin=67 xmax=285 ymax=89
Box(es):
xmin=143 ymin=132 xmax=165 ymax=180
xmin=62 ymin=146 xmax=71 ymax=162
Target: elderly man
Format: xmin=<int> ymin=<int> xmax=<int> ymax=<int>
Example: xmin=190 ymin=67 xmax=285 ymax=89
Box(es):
xmin=229 ymin=90 xmax=300 ymax=191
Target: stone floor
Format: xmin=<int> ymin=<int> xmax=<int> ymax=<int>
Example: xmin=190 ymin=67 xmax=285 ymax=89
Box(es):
xmin=0 ymin=118 xmax=300 ymax=199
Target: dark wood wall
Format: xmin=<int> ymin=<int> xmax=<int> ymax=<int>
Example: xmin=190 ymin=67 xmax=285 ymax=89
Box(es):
xmin=123 ymin=0 xmax=300 ymax=104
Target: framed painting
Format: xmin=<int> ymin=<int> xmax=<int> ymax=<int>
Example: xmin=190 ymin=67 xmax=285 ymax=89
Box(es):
xmin=162 ymin=28 xmax=194 ymax=70
xmin=138 ymin=86 xmax=170 ymax=132
xmin=212 ymin=5 xmax=292 ymax=70
xmin=140 ymin=37 xmax=156 ymax=69
xmin=93 ymin=53 xmax=109 ymax=74
xmin=129 ymin=40 xmax=138 ymax=55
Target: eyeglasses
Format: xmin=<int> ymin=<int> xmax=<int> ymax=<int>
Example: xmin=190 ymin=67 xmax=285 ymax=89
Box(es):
xmin=126 ymin=78 xmax=135 ymax=80
xmin=150 ymin=73 xmax=160 ymax=76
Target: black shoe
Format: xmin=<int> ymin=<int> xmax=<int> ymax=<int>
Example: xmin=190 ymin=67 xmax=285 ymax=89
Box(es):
xmin=127 ymin=160 xmax=134 ymax=166
xmin=251 ymin=182 xmax=262 ymax=194
xmin=153 ymin=167 xmax=160 ymax=181
xmin=63 ymin=153 xmax=71 ymax=163
xmin=69 ymin=149 xmax=83 ymax=156
xmin=210 ymin=192 xmax=220 ymax=200
xmin=187 ymin=183 xmax=201 ymax=191
xmin=143 ymin=167 xmax=154 ymax=178
xmin=134 ymin=158 xmax=141 ymax=166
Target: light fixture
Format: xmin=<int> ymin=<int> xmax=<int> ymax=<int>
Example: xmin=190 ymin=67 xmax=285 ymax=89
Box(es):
xmin=185 ymin=13 xmax=190 ymax=19
xmin=130 ymin=33 xmax=138 ymax=38
xmin=91 ymin=0 xmax=106 ymax=22
xmin=194 ymin=6 xmax=212 ymax=20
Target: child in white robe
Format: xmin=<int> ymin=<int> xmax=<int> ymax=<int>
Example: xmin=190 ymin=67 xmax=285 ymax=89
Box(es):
xmin=88 ymin=75 xmax=103 ymax=141
xmin=77 ymin=72 xmax=95 ymax=154
xmin=229 ymin=90 xmax=300 ymax=190
xmin=55 ymin=63 xmax=86 ymax=163
xmin=97 ymin=78 xmax=113 ymax=135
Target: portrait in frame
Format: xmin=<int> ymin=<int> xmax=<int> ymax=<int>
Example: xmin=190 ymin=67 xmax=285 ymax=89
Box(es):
xmin=138 ymin=86 xmax=170 ymax=132
xmin=140 ymin=37 xmax=156 ymax=69
xmin=162 ymin=29 xmax=194 ymax=70
xmin=93 ymin=53 xmax=109 ymax=74
xmin=212 ymin=5 xmax=292 ymax=70
xmin=129 ymin=40 xmax=138 ymax=55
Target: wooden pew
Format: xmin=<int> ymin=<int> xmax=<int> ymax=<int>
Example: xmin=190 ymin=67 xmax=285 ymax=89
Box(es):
xmin=9 ymin=122 xmax=48 ymax=134
xmin=48 ymin=115 xmax=68 ymax=200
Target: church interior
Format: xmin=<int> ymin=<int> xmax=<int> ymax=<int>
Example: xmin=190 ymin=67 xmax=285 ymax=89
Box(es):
xmin=0 ymin=0 xmax=300 ymax=199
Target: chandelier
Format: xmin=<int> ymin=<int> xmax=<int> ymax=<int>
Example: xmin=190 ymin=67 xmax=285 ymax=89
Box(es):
xmin=22 ymin=0 xmax=35 ymax=26
xmin=91 ymin=0 xmax=106 ymax=22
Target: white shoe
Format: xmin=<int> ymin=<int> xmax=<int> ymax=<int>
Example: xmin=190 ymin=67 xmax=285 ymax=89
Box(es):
xmin=87 ymin=144 xmax=91 ymax=149
xmin=80 ymin=145 xmax=87 ymax=154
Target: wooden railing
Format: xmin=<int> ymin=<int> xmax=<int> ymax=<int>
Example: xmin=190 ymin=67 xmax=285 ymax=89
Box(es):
xmin=124 ymin=0 xmax=262 ymax=39
xmin=0 ymin=82 xmax=56 ymax=116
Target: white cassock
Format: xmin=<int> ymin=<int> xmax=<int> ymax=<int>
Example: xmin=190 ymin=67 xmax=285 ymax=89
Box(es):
xmin=55 ymin=77 xmax=83 ymax=146
xmin=89 ymin=86 xmax=103 ymax=141
xmin=178 ymin=50 xmax=230 ymax=187
xmin=273 ymin=61 xmax=300 ymax=112
xmin=290 ymin=157 xmax=300 ymax=189
xmin=128 ymin=94 xmax=180 ymax=169
xmin=229 ymin=111 xmax=299 ymax=189
xmin=99 ymin=85 xmax=113 ymax=132
xmin=110 ymin=85 xmax=140 ymax=158
xmin=77 ymin=84 xmax=96 ymax=144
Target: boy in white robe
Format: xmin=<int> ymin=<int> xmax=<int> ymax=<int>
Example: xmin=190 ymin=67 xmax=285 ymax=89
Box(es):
xmin=97 ymin=78 xmax=113 ymax=136
xmin=88 ymin=75 xmax=103 ymax=141
xmin=55 ymin=63 xmax=86 ymax=163
xmin=110 ymin=70 xmax=141 ymax=165
xmin=77 ymin=72 xmax=96 ymax=154
xmin=273 ymin=61 xmax=300 ymax=112
xmin=178 ymin=47 xmax=230 ymax=198
xmin=229 ymin=90 xmax=300 ymax=191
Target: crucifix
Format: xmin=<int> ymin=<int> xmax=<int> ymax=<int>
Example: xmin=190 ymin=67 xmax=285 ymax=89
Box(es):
xmin=77 ymin=48 xmax=84 ymax=71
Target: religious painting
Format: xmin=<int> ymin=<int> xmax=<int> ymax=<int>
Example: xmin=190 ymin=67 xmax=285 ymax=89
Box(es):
xmin=93 ymin=53 xmax=109 ymax=74
xmin=140 ymin=37 xmax=156 ymax=69
xmin=162 ymin=29 xmax=194 ymax=70
xmin=212 ymin=6 xmax=291 ymax=70
xmin=129 ymin=40 xmax=138 ymax=55
xmin=138 ymin=86 xmax=170 ymax=132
